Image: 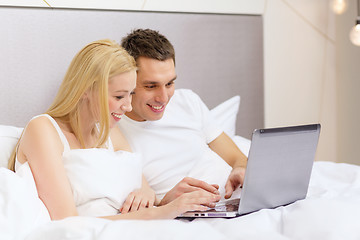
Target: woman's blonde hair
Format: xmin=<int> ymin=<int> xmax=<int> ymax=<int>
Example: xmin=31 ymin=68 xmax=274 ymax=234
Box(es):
xmin=8 ymin=39 xmax=136 ymax=171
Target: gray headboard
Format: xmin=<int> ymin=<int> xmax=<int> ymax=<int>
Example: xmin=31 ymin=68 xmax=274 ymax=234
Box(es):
xmin=0 ymin=6 xmax=264 ymax=139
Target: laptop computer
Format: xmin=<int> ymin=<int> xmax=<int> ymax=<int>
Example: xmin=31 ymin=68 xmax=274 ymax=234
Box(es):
xmin=178 ymin=124 xmax=321 ymax=218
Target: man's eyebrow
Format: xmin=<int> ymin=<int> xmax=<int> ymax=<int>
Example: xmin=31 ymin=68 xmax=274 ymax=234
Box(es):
xmin=142 ymin=81 xmax=158 ymax=85
xmin=142 ymin=76 xmax=177 ymax=85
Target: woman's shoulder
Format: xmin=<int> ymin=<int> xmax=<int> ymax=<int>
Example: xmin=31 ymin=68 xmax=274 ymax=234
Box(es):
xmin=26 ymin=115 xmax=57 ymax=134
xmin=110 ymin=126 xmax=132 ymax=152
xmin=17 ymin=115 xmax=64 ymax=164
xmin=22 ymin=115 xmax=63 ymax=150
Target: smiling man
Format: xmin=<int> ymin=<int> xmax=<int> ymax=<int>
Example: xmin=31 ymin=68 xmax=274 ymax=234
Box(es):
xmin=125 ymin=57 xmax=176 ymax=122
xmin=118 ymin=29 xmax=248 ymax=206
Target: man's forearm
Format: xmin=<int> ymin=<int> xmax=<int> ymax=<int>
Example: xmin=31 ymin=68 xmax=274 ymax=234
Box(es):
xmin=231 ymin=152 xmax=248 ymax=169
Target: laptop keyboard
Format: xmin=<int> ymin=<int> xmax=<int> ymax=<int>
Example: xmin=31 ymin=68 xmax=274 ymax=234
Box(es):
xmin=211 ymin=198 xmax=240 ymax=212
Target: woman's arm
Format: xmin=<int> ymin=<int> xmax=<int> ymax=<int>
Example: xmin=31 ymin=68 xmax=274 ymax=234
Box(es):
xmin=102 ymin=189 xmax=220 ymax=220
xmin=18 ymin=116 xmax=78 ymax=220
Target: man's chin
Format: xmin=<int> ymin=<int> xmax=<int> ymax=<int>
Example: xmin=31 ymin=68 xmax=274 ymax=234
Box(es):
xmin=147 ymin=113 xmax=164 ymax=121
xmin=125 ymin=112 xmax=164 ymax=122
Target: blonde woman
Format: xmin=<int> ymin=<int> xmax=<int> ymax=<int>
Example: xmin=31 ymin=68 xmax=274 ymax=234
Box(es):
xmin=8 ymin=39 xmax=220 ymax=220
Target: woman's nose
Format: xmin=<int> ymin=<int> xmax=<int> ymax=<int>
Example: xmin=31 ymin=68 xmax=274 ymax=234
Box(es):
xmin=121 ymin=99 xmax=132 ymax=112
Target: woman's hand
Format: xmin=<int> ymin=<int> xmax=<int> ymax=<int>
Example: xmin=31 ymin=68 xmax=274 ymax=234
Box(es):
xmin=120 ymin=175 xmax=156 ymax=214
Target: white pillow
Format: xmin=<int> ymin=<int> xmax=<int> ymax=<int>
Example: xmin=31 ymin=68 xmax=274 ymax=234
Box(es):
xmin=0 ymin=125 xmax=23 ymax=168
xmin=210 ymin=95 xmax=240 ymax=138
xmin=210 ymin=96 xmax=251 ymax=157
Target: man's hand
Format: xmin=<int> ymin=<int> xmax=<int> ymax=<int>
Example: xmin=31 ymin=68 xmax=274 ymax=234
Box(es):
xmin=161 ymin=189 xmax=222 ymax=218
xmin=224 ymin=167 xmax=246 ymax=199
xmin=159 ymin=177 xmax=220 ymax=206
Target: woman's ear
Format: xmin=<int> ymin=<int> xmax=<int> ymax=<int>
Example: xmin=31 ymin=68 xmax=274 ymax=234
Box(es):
xmin=81 ymin=89 xmax=91 ymax=101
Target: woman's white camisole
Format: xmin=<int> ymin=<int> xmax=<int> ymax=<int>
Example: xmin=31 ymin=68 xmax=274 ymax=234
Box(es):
xmin=16 ymin=114 xmax=142 ymax=217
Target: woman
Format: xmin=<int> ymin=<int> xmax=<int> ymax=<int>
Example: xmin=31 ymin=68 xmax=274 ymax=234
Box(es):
xmin=8 ymin=39 xmax=219 ymax=220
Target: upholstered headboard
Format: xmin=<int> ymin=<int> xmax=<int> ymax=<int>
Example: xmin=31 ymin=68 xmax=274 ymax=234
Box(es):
xmin=0 ymin=6 xmax=263 ymax=138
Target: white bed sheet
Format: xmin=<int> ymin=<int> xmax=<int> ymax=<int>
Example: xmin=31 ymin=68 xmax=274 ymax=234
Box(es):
xmin=2 ymin=161 xmax=360 ymax=240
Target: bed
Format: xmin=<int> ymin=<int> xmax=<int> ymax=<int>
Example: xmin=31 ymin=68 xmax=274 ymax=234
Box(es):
xmin=1 ymin=108 xmax=360 ymax=240
xmin=1 ymin=6 xmax=360 ymax=240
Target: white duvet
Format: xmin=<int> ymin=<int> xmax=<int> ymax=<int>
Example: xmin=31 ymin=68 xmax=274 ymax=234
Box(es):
xmin=1 ymin=161 xmax=360 ymax=240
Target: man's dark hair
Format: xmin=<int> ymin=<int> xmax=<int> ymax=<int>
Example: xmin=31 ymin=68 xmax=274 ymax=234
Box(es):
xmin=121 ymin=29 xmax=175 ymax=64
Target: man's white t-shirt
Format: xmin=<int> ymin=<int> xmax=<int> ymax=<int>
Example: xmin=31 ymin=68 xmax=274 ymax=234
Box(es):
xmin=118 ymin=89 xmax=232 ymax=199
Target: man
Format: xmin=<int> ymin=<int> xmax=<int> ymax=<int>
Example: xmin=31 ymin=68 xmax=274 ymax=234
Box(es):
xmin=118 ymin=29 xmax=248 ymax=206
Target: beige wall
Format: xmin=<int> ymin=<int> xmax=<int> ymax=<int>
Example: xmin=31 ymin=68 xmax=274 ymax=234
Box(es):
xmin=336 ymin=0 xmax=360 ymax=165
xmin=263 ymin=0 xmax=338 ymax=163
xmin=2 ymin=0 xmax=353 ymax=164
xmin=0 ymin=0 xmax=265 ymax=14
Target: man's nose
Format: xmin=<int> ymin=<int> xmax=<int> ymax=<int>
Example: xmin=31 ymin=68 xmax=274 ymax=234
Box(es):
xmin=154 ymin=87 xmax=168 ymax=103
